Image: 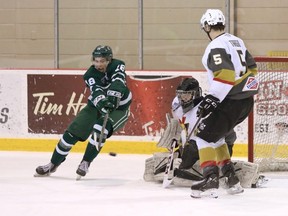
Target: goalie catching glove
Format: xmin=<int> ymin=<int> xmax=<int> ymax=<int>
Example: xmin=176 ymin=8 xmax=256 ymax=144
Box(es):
xmin=197 ymin=94 xmax=220 ymax=117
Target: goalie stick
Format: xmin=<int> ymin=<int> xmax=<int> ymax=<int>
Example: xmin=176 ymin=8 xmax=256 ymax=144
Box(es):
xmin=162 ymin=113 xmax=203 ymax=188
xmin=162 ymin=139 xmax=177 ymax=188
xmin=76 ymin=112 xmax=109 ymax=181
xmin=162 ymin=113 xmax=177 ymax=188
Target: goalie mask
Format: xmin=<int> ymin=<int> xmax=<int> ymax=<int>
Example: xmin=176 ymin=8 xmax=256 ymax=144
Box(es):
xmin=176 ymin=78 xmax=202 ymax=113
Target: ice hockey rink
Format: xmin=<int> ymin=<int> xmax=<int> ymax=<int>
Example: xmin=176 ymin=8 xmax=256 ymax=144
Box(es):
xmin=1 ymin=151 xmax=288 ymax=216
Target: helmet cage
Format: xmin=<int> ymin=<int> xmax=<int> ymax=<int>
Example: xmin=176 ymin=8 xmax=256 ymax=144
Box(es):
xmin=176 ymin=90 xmax=197 ymax=112
xmin=176 ymin=77 xmax=202 ymax=113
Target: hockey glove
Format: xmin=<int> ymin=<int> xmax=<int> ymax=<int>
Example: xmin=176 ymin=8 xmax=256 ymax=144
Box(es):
xmin=197 ymin=94 xmax=220 ymax=118
xmin=107 ymin=90 xmax=122 ymax=110
xmin=95 ymin=97 xmax=115 ymax=116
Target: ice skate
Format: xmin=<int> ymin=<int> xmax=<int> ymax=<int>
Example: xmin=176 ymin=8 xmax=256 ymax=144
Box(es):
xmin=252 ymin=175 xmax=270 ymax=188
xmin=76 ymin=160 xmax=90 ymax=180
xmin=190 ymin=166 xmax=219 ymax=198
xmin=222 ymin=162 xmax=244 ymax=195
xmin=34 ymin=162 xmax=58 ymax=177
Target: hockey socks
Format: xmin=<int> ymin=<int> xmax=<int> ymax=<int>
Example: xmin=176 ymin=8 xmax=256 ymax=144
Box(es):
xmin=51 ymin=131 xmax=78 ymax=165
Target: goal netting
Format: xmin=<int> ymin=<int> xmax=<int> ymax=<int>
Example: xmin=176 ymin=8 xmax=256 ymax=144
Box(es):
xmin=248 ymin=57 xmax=288 ymax=171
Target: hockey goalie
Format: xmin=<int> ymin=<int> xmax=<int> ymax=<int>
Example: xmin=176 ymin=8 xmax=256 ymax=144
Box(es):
xmin=143 ymin=78 xmax=268 ymax=189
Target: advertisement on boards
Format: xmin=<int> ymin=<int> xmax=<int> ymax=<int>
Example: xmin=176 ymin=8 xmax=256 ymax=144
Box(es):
xmin=0 ymin=72 xmax=27 ymax=137
xmin=27 ymin=74 xmax=189 ymax=136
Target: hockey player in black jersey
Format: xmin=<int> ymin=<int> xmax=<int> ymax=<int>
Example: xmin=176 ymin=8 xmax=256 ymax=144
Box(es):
xmin=190 ymin=9 xmax=259 ymax=198
xmin=35 ymin=45 xmax=132 ymax=179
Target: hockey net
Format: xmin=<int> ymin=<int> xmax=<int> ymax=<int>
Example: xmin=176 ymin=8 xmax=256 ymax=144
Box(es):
xmin=248 ymin=57 xmax=288 ymax=171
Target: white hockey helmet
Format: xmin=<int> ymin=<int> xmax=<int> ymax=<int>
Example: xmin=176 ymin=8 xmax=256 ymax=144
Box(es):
xmin=200 ymin=9 xmax=225 ymax=28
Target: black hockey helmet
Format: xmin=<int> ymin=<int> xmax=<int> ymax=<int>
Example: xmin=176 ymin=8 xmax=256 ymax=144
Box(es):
xmin=176 ymin=77 xmax=202 ymax=113
xmin=92 ymin=45 xmax=113 ymax=61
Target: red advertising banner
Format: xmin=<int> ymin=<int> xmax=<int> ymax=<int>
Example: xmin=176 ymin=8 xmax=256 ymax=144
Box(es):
xmin=126 ymin=75 xmax=185 ymax=136
xmin=28 ymin=75 xmax=87 ymax=134
xmin=28 ymin=74 xmax=187 ymax=136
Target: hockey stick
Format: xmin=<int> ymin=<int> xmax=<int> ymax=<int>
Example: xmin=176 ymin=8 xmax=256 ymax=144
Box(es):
xmin=95 ymin=111 xmax=110 ymax=151
xmin=162 ymin=139 xmax=177 ymax=188
xmin=185 ymin=112 xmax=203 ymax=145
xmin=162 ymin=113 xmax=178 ymax=188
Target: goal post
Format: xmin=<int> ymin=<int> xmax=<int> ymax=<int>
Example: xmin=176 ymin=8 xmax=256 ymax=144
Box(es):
xmin=248 ymin=57 xmax=288 ymax=171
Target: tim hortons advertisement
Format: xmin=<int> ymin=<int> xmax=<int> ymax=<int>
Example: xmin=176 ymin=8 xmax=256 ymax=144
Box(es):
xmin=28 ymin=75 xmax=87 ymax=134
xmin=27 ymin=74 xmax=188 ymax=136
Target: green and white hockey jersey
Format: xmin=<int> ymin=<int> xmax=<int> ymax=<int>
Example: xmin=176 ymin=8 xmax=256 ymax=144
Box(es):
xmin=84 ymin=58 xmax=132 ymax=110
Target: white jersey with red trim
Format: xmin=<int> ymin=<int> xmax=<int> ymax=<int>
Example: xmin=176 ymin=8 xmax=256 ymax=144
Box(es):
xmin=202 ymin=33 xmax=258 ymax=101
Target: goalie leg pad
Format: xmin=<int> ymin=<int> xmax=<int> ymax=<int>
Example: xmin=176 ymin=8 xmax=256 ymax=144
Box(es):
xmin=154 ymin=152 xmax=178 ymax=181
xmin=174 ymin=168 xmax=203 ymax=181
xmin=157 ymin=119 xmax=182 ymax=149
xmin=233 ymin=160 xmax=260 ymax=188
xmin=143 ymin=157 xmax=156 ymax=182
xmin=173 ymin=161 xmax=204 ymax=187
xmin=143 ymin=152 xmax=179 ymax=182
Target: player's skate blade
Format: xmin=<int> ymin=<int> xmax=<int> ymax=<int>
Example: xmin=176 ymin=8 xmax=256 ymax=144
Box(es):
xmin=75 ymin=160 xmax=90 ymax=181
xmin=34 ymin=162 xmax=58 ymax=177
xmin=190 ymin=171 xmax=219 ymax=198
xmin=76 ymin=175 xmax=82 ymax=181
xmin=34 ymin=173 xmax=51 ymax=177
xmin=226 ymin=182 xmax=244 ymax=195
xmin=75 ymin=169 xmax=85 ymax=181
xmin=191 ymin=189 xmax=218 ymax=199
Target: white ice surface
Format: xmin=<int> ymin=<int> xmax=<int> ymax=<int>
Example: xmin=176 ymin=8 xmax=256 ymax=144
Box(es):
xmin=1 ymin=151 xmax=288 ymax=216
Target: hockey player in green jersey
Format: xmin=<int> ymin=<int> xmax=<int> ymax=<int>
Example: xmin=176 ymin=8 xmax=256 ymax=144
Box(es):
xmin=190 ymin=9 xmax=259 ymax=198
xmin=35 ymin=45 xmax=132 ymax=179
